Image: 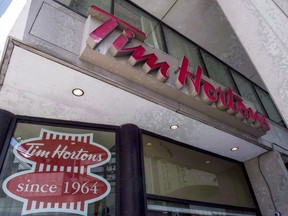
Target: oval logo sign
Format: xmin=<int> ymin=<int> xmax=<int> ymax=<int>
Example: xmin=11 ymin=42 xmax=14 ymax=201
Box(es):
xmin=3 ymin=129 xmax=111 ymax=216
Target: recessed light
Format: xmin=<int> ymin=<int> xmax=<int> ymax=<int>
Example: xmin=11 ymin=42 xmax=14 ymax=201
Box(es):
xmin=231 ymin=147 xmax=239 ymax=151
xmin=170 ymin=124 xmax=179 ymax=130
xmin=72 ymin=88 xmax=84 ymax=97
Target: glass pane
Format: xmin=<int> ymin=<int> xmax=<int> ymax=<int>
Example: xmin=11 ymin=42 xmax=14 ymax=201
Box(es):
xmin=56 ymin=0 xmax=112 ymax=15
xmin=147 ymin=199 xmax=257 ymax=216
xmin=114 ymin=0 xmax=165 ymax=51
xmin=143 ymin=134 xmax=255 ymax=208
xmin=254 ymin=86 xmax=283 ymax=124
xmin=201 ymin=50 xmax=238 ymax=92
xmin=163 ymin=26 xmax=207 ymax=76
xmin=0 ymin=123 xmax=116 ymax=216
xmin=231 ymin=70 xmax=264 ymax=114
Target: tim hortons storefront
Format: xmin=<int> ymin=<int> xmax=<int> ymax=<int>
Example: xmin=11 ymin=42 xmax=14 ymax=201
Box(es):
xmin=0 ymin=4 xmax=284 ymax=216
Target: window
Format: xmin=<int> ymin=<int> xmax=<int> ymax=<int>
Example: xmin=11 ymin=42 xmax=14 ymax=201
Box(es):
xmin=254 ymin=86 xmax=284 ymax=125
xmin=231 ymin=70 xmax=265 ymax=114
xmin=114 ymin=0 xmax=165 ymax=50
xmin=54 ymin=0 xmax=286 ymax=128
xmin=0 ymin=121 xmax=117 ymax=216
xmin=163 ymin=26 xmax=207 ymax=76
xmin=201 ymin=50 xmax=238 ymax=92
xmin=58 ymin=0 xmax=112 ymax=14
xmin=143 ymin=134 xmax=256 ymax=211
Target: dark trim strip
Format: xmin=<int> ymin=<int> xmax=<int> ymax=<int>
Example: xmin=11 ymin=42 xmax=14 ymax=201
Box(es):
xmin=119 ymin=124 xmax=146 ymax=216
xmin=147 ymin=194 xmax=259 ymax=215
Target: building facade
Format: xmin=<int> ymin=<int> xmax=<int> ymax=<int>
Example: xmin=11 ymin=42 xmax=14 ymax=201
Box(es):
xmin=0 ymin=0 xmax=287 ymax=215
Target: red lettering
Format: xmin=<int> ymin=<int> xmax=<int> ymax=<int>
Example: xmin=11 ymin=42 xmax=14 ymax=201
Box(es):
xmin=246 ymin=109 xmax=270 ymax=131
xmin=260 ymin=114 xmax=270 ymax=131
xmin=110 ymin=29 xmax=169 ymax=81
xmin=87 ymin=6 xmax=146 ymax=49
xmin=217 ymin=88 xmax=240 ymax=115
xmin=235 ymin=101 xmax=248 ymax=120
xmin=89 ymin=6 xmax=146 ymax=41
xmin=175 ymin=57 xmax=203 ymax=96
xmin=201 ymin=82 xmax=217 ymax=104
xmin=86 ymin=6 xmax=270 ymax=132
xmin=88 ymin=19 xmax=118 ymax=49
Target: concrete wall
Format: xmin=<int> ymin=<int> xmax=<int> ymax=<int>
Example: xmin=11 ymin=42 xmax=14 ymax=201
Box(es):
xmin=245 ymin=151 xmax=288 ymax=215
xmin=217 ymin=0 xmax=288 ymax=126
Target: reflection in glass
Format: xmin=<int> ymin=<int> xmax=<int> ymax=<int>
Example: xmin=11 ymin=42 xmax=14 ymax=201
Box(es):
xmin=143 ymin=134 xmax=255 ymax=208
xmin=254 ymin=86 xmax=283 ymax=124
xmin=0 ymin=123 xmax=116 ymax=216
xmin=163 ymin=27 xmax=207 ymax=75
xmin=201 ymin=50 xmax=238 ymax=92
xmin=231 ymin=70 xmax=264 ymax=114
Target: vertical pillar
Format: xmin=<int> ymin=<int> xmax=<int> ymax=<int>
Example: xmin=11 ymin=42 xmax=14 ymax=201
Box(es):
xmin=119 ymin=124 xmax=146 ymax=216
xmin=245 ymin=151 xmax=288 ymax=215
xmin=0 ymin=109 xmax=14 ymax=154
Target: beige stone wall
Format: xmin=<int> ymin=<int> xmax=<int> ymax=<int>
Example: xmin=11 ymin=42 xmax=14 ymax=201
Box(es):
xmin=245 ymin=151 xmax=288 ymax=215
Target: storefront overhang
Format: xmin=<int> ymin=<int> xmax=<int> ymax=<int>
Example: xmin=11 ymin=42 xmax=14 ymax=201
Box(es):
xmin=0 ymin=40 xmax=269 ymax=162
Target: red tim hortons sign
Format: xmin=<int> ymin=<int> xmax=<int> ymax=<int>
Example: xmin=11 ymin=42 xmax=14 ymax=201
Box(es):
xmin=80 ymin=6 xmax=270 ymax=137
xmin=3 ymin=129 xmax=111 ymax=216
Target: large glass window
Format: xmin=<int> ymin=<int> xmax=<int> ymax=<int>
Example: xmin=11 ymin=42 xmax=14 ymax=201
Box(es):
xmin=143 ymin=134 xmax=256 ymax=209
xmin=0 ymin=122 xmax=117 ymax=216
xmin=57 ymin=0 xmax=112 ymax=14
xmin=114 ymin=0 xmax=165 ymax=50
xmin=231 ymin=70 xmax=265 ymax=114
xmin=54 ymin=0 xmax=285 ymax=128
xmin=57 ymin=0 xmax=166 ymax=50
xmin=201 ymin=50 xmax=238 ymax=93
xmin=163 ymin=26 xmax=207 ymax=75
xmin=254 ymin=86 xmax=283 ymax=125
